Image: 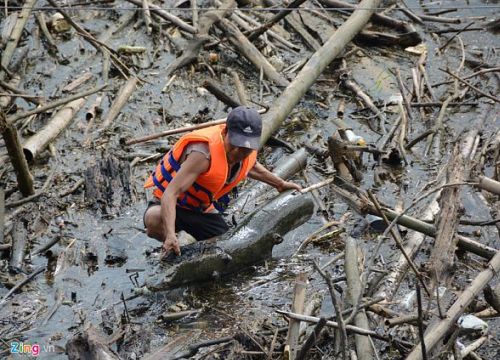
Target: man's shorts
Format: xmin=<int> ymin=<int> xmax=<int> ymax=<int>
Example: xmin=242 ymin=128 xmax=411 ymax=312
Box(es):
xmin=143 ymin=199 xmax=229 ymax=241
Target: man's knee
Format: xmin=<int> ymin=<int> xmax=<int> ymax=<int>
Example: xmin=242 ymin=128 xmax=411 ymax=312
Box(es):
xmin=144 ymin=206 xmax=163 ymax=241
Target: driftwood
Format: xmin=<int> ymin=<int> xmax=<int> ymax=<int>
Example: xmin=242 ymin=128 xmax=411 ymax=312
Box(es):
xmin=66 ymin=325 xmax=120 ymax=360
xmin=477 ymin=175 xmax=500 ymax=195
xmin=285 ymin=273 xmax=307 ymax=360
xmin=124 ymin=108 xmax=266 ymax=145
xmin=232 ymin=148 xmax=308 ymax=215
xmin=9 ymin=220 xmax=27 ymax=270
xmin=163 ymin=0 xmax=235 ymax=77
xmin=147 ymin=192 xmax=314 ymax=290
xmin=284 ymin=11 xmax=322 ymax=51
xmin=0 ymin=0 xmax=37 ymax=81
xmin=406 ymin=250 xmax=500 ymax=360
xmin=318 ymin=0 xmax=421 ymax=45
xmin=428 ymin=127 xmax=480 ymax=287
xmin=8 ymin=84 xmax=106 ymax=125
xmin=217 ymin=18 xmax=290 ymax=87
xmin=23 ymin=98 xmax=86 ymax=162
xmin=63 ymin=73 xmax=94 ymax=93
xmin=344 ymin=238 xmax=373 ymax=360
xmin=203 ymin=79 xmax=241 ymax=108
xmin=0 ymin=266 xmax=46 ymax=308
xmin=296 ymin=317 xmax=327 ymax=360
xmin=100 ymin=77 xmax=139 ymax=130
xmin=125 ymin=0 xmax=196 ymax=34
xmin=0 ymin=110 xmax=34 ymax=196
xmin=261 ymin=0 xmax=383 ymax=143
xmin=231 ymin=70 xmax=249 ymax=106
xmin=247 ymin=0 xmax=309 ymax=42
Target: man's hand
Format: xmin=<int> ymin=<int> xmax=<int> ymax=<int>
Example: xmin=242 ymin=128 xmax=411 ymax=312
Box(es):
xmin=161 ymin=234 xmax=181 ymax=259
xmin=276 ymin=180 xmax=302 ymax=193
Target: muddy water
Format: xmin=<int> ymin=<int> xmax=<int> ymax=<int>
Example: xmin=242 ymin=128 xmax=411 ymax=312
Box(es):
xmin=1 ymin=0 xmax=499 ymax=359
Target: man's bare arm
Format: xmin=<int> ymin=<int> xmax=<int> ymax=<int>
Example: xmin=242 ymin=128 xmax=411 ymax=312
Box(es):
xmin=161 ymin=152 xmax=210 ymax=256
xmin=247 ymin=162 xmax=301 ymax=192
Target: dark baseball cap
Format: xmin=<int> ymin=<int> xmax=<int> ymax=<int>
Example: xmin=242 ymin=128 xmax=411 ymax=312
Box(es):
xmin=226 ymin=106 xmax=262 ymax=150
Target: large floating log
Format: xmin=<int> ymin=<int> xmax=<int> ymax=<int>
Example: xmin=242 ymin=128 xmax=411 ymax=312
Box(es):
xmin=260 ymin=0 xmax=383 ymax=144
xmin=146 ymin=191 xmax=314 ymax=290
xmin=23 ymin=98 xmax=86 ymax=162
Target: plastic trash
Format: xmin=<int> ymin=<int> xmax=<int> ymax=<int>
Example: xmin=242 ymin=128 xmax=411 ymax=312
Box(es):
xmin=457 ymin=314 xmax=488 ymax=335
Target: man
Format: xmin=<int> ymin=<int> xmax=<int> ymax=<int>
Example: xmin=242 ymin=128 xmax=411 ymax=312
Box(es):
xmin=143 ymin=106 xmax=301 ymax=257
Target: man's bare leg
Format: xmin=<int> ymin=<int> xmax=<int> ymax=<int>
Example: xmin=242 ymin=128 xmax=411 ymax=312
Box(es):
xmin=144 ymin=205 xmax=164 ymax=242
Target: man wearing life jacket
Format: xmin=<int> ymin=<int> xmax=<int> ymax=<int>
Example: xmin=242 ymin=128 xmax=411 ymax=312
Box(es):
xmin=143 ymin=106 xmax=301 ymax=258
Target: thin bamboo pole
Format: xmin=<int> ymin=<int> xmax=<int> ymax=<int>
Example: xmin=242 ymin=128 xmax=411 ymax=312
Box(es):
xmin=260 ymin=0 xmax=383 ymax=144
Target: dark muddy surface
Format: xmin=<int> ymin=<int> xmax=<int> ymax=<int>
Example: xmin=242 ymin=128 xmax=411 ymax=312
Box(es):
xmin=1 ymin=0 xmax=499 ymax=359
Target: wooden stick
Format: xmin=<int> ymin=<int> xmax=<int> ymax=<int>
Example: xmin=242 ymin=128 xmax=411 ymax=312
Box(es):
xmin=23 ymin=98 xmax=86 ymax=161
xmin=34 ymin=11 xmax=57 ymax=51
xmin=8 ymin=84 xmax=107 ymax=125
xmin=277 ymin=310 xmax=411 ymax=345
xmin=0 ymin=0 xmax=37 ymax=81
xmin=415 ymin=282 xmax=428 ymax=360
xmin=9 ymin=221 xmax=28 ymax=270
xmin=296 ymin=317 xmax=327 ymax=360
xmin=285 ymin=273 xmax=307 ymax=360
xmin=142 ymin=0 xmax=153 ymax=35
xmin=218 ymin=18 xmax=289 ymax=87
xmin=0 ymin=110 xmax=34 ymax=196
xmin=406 ymin=250 xmax=500 ymax=360
xmin=62 ymin=72 xmax=94 ymax=93
xmin=0 ymin=266 xmax=46 ymax=308
xmin=231 ymin=71 xmax=249 ymax=106
xmin=247 ymin=0 xmax=309 ymax=41
xmin=440 ymin=68 xmax=500 ymax=103
xmin=125 ymin=108 xmax=267 ymax=145
xmin=125 ymin=0 xmax=196 ymax=34
xmin=203 ymin=79 xmax=241 ymax=108
xmin=345 ymin=237 xmax=373 ymax=360
xmin=314 ymin=261 xmax=348 ymax=360
xmin=261 ymin=0 xmax=384 ymax=144
xmin=5 ymin=170 xmax=55 ymax=209
xmin=100 ymin=77 xmax=138 ymax=130
xmin=476 ymin=175 xmax=500 ymax=195
xmin=300 ymin=178 xmax=334 ymax=194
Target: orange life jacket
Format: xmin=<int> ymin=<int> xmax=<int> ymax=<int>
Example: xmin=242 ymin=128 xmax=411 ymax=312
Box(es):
xmin=144 ymin=124 xmax=257 ymax=213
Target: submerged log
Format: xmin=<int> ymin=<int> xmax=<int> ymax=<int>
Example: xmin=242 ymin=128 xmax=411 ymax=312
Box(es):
xmin=260 ymin=0 xmax=383 ymax=144
xmin=10 ymin=220 xmax=27 ymax=271
xmin=146 ymin=191 xmax=314 ymax=290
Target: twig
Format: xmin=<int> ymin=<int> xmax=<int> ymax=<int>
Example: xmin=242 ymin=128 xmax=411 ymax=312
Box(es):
xmin=415 ymin=281 xmax=428 ymax=360
xmin=8 ymin=84 xmax=107 ymax=125
xmin=300 ymin=178 xmax=334 ymax=194
xmin=296 ymin=317 xmax=327 ymax=360
xmin=5 ymin=170 xmax=55 ymax=209
xmin=438 ymin=22 xmax=474 ymax=52
xmin=313 ymin=260 xmax=348 ymax=360
xmin=439 ymin=68 xmax=500 ymax=103
xmin=0 ymin=266 xmax=46 ymax=308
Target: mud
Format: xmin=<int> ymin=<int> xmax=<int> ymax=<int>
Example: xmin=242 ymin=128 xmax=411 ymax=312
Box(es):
xmin=0 ymin=0 xmax=499 ymax=359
